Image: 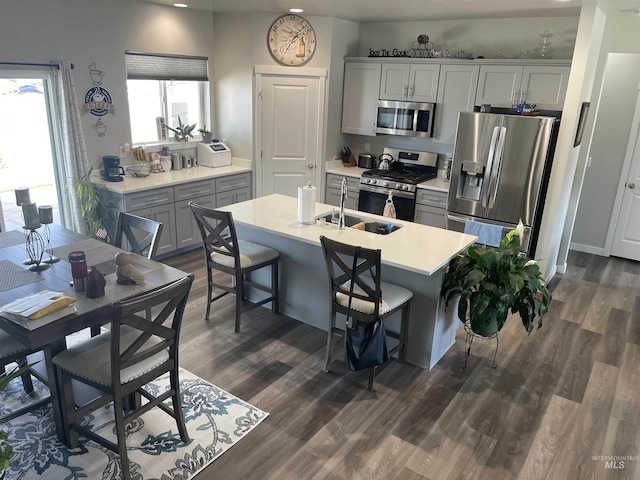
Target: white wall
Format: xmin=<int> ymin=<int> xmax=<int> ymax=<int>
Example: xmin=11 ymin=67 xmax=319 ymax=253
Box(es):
xmin=535 ymin=3 xmax=606 ymax=280
xmin=357 ymin=17 xmax=578 ymax=60
xmin=568 ymin=13 xmax=640 ymax=255
xmin=0 ymin=0 xmax=214 ymax=169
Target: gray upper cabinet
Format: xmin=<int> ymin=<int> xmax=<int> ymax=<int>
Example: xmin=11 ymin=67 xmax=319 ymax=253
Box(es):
xmin=475 ymin=64 xmax=570 ymax=110
xmin=341 ymin=62 xmax=382 ymax=136
xmin=379 ymin=63 xmax=440 ymax=103
xmin=433 ymin=64 xmax=480 ymax=144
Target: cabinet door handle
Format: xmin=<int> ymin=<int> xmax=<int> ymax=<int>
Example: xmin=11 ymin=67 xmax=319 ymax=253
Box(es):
xmin=410 ymin=86 xmax=415 ymax=97
xmin=145 ymin=197 xmax=158 ymax=203
xmin=404 ymin=85 xmax=409 ymax=97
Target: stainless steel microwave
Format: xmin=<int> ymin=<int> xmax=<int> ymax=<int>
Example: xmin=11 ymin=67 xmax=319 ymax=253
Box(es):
xmin=376 ymin=100 xmax=435 ymax=137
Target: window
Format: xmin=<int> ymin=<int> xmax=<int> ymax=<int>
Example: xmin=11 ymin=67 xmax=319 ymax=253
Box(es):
xmin=125 ymin=52 xmax=209 ymax=144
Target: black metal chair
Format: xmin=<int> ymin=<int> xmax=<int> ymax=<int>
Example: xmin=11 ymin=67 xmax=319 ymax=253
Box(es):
xmin=52 ymin=275 xmax=194 ymax=480
xmin=114 ymin=212 xmax=163 ymax=260
xmin=320 ymin=235 xmax=412 ymax=391
xmin=189 ymin=202 xmax=279 ymax=333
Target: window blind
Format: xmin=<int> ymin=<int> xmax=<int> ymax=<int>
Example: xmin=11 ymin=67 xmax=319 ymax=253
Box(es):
xmin=125 ymin=51 xmax=208 ymax=81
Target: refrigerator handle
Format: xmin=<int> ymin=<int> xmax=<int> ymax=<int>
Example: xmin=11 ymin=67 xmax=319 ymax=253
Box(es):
xmin=488 ymin=126 xmax=507 ymax=209
xmin=482 ymin=126 xmax=501 ymax=208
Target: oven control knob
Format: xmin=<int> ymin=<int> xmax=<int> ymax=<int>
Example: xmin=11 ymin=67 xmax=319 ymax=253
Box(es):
xmin=381 ymin=181 xmax=389 ymax=187
xmin=371 ymin=179 xmax=377 ymax=185
xmin=402 ymin=185 xmax=409 ymax=191
xmin=395 ymin=183 xmax=401 ymax=189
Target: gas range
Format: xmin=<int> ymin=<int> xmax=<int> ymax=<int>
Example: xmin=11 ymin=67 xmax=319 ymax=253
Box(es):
xmin=359 ymin=148 xmax=438 ymax=193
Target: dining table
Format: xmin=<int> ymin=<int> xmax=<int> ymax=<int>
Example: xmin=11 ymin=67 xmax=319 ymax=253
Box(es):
xmin=0 ymin=224 xmax=190 ymax=446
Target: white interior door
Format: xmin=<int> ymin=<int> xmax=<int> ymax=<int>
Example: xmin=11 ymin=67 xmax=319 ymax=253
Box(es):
xmin=610 ymin=89 xmax=640 ymax=261
xmin=255 ymin=66 xmax=326 ymax=198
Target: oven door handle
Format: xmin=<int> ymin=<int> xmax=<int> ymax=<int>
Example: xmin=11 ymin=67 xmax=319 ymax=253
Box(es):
xmin=359 ymin=184 xmax=415 ymax=199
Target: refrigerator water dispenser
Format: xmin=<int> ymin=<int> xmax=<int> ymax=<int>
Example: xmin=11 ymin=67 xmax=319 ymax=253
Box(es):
xmin=458 ymin=161 xmax=485 ymax=201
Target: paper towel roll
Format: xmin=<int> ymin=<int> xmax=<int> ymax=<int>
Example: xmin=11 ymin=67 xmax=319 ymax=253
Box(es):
xmin=298 ymin=183 xmax=317 ymax=224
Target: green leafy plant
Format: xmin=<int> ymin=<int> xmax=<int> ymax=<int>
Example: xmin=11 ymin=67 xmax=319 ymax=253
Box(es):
xmin=163 ymin=116 xmax=196 ymax=142
xmin=197 ymin=125 xmax=210 ymax=135
xmin=441 ymin=222 xmax=551 ymax=336
xmin=0 ymin=363 xmax=33 ymax=472
xmin=70 ymin=167 xmax=119 ymax=240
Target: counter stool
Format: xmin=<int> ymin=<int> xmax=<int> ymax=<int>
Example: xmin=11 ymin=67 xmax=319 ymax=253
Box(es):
xmin=320 ymin=235 xmax=412 ymax=391
xmin=189 ymin=202 xmax=280 ymax=333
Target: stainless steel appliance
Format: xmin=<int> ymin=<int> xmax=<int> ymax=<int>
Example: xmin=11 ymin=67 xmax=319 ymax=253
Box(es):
xmin=100 ymin=156 xmax=124 ymax=182
xmin=358 ymin=147 xmax=438 ymax=221
xmin=358 ymin=154 xmax=377 ymax=169
xmin=445 ymin=111 xmax=560 ymax=256
xmin=376 ymin=100 xmax=435 ymax=137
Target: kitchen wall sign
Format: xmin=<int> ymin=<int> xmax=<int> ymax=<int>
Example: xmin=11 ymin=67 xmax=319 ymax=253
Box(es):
xmin=368 ymin=48 xmax=410 ymax=58
xmin=267 ymin=14 xmax=316 ymax=66
xmin=81 ymin=62 xmax=115 ymax=136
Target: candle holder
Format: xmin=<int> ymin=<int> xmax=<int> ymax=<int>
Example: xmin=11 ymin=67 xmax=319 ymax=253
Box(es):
xmin=39 ymin=205 xmax=60 ymax=264
xmin=23 ymin=227 xmax=50 ymax=272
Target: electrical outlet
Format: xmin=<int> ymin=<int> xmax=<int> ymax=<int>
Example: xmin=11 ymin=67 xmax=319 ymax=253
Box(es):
xmin=587 ymin=156 xmax=592 ymax=168
xmin=365 ymin=142 xmax=370 ymax=152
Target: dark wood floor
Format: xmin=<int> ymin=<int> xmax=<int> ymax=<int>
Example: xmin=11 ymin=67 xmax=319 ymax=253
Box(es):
xmin=165 ymin=249 xmax=640 ymax=480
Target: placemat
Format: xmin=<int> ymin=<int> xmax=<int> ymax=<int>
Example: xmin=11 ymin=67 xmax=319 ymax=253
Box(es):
xmin=53 ymin=240 xmax=122 ymax=266
xmin=0 ymin=231 xmax=26 ymax=249
xmin=0 ymin=260 xmax=41 ymax=292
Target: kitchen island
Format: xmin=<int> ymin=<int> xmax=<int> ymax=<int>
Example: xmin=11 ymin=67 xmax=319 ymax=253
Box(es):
xmin=219 ymin=194 xmax=476 ymax=370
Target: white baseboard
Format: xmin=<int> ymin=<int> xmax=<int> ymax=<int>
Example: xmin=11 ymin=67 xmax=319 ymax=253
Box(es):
xmin=556 ymin=263 xmax=567 ymax=274
xmin=569 ymin=242 xmax=607 ymax=256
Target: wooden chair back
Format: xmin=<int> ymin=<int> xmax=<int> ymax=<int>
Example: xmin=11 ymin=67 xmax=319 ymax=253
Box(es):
xmin=114 ymin=212 xmax=163 ymax=260
xmin=320 ymin=235 xmax=382 ymax=319
xmin=189 ymin=202 xmax=240 ymax=270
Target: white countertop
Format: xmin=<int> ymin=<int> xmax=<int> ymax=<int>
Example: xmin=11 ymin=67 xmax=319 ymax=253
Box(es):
xmin=326 ymin=166 xmax=450 ymax=193
xmin=220 ymin=194 xmax=476 ymax=276
xmin=92 ymin=164 xmax=252 ymax=194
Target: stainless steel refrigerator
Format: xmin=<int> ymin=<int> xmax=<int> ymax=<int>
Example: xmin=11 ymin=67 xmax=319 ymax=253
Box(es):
xmin=445 ymin=111 xmax=560 ymax=256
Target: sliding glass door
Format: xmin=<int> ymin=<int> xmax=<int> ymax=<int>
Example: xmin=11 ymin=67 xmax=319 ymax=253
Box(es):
xmin=0 ymin=68 xmax=65 ymax=232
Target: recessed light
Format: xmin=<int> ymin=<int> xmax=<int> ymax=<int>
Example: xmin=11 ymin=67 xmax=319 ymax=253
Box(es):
xmin=173 ymin=3 xmax=188 ymax=7
xmin=289 ymin=8 xmax=304 ymax=13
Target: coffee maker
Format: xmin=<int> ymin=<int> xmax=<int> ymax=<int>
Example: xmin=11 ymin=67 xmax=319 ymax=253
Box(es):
xmin=101 ymin=156 xmax=125 ymax=182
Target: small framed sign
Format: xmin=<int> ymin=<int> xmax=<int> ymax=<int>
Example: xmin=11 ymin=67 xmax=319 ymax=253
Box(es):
xmin=574 ymin=102 xmax=591 ymax=147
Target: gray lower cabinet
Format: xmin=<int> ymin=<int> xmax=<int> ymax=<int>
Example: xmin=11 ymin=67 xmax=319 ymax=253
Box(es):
xmin=107 ymin=171 xmax=252 ymax=258
xmin=175 ymin=194 xmax=216 ymax=250
xmin=325 ymin=174 xmax=359 ymax=210
xmin=414 ymin=188 xmax=448 ymax=228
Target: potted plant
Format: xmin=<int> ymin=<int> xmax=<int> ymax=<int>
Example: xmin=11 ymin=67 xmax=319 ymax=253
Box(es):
xmin=441 ymin=222 xmax=552 ymax=337
xmin=70 ymin=167 xmax=119 ymax=241
xmin=163 ymin=116 xmax=196 ymax=142
xmin=198 ymin=125 xmax=213 ymax=143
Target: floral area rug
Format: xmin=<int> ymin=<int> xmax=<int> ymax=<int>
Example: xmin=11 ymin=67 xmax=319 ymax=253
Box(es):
xmin=0 ymin=368 xmax=268 ymax=479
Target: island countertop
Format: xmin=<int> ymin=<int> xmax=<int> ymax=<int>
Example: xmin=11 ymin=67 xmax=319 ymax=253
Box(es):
xmin=220 ymin=194 xmax=476 ymax=276
xmin=92 ymin=164 xmax=251 ymax=194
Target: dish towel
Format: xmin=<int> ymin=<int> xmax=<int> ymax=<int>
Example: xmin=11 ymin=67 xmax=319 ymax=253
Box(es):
xmin=464 ymin=220 xmax=503 ymax=247
xmin=382 ymin=193 xmax=396 ymax=218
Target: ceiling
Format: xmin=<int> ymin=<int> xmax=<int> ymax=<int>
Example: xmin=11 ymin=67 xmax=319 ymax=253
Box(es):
xmin=130 ymin=0 xmax=640 ymax=22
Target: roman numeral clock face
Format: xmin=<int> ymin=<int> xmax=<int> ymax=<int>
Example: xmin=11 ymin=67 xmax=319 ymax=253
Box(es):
xmin=268 ymin=14 xmax=316 ymax=66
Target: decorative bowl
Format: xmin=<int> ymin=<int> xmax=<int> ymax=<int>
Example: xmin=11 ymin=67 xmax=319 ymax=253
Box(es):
xmin=126 ymin=163 xmax=151 ymax=177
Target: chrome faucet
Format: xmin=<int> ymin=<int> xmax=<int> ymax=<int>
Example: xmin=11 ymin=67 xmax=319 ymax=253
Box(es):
xmin=338 ymin=177 xmax=348 ymax=230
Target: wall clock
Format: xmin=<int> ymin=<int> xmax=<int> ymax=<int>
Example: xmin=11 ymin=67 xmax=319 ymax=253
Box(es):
xmin=267 ymin=14 xmax=316 ymax=66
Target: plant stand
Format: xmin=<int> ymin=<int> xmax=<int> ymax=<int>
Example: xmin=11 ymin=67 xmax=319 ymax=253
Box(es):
xmin=463 ymin=321 xmax=498 ymax=370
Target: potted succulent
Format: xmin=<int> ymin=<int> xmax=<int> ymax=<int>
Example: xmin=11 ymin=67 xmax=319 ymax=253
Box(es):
xmin=441 ymin=221 xmax=552 ymax=337
xmin=198 ymin=125 xmax=213 ymax=143
xmin=163 ymin=116 xmax=196 ymax=142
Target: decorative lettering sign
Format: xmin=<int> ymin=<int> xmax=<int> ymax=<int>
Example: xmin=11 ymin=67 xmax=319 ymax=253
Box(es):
xmin=81 ymin=62 xmax=115 ymax=137
xmin=368 ymin=48 xmax=410 ymax=58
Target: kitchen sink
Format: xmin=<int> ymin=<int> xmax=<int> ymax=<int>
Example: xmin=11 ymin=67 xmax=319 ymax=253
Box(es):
xmin=316 ymin=212 xmax=402 ymax=235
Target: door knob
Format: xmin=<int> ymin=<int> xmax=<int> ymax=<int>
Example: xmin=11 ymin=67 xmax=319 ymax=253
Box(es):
xmin=629 ymin=183 xmax=636 ymax=189
xmin=305 ymin=164 xmax=314 ymax=169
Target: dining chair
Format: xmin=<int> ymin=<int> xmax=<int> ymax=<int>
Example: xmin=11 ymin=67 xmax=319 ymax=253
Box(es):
xmin=189 ymin=202 xmax=279 ymax=333
xmin=0 ymin=330 xmax=50 ymax=422
xmin=113 ymin=212 xmax=163 ymax=260
xmin=319 ymin=235 xmax=413 ymax=392
xmin=52 ymin=275 xmax=194 ymax=480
